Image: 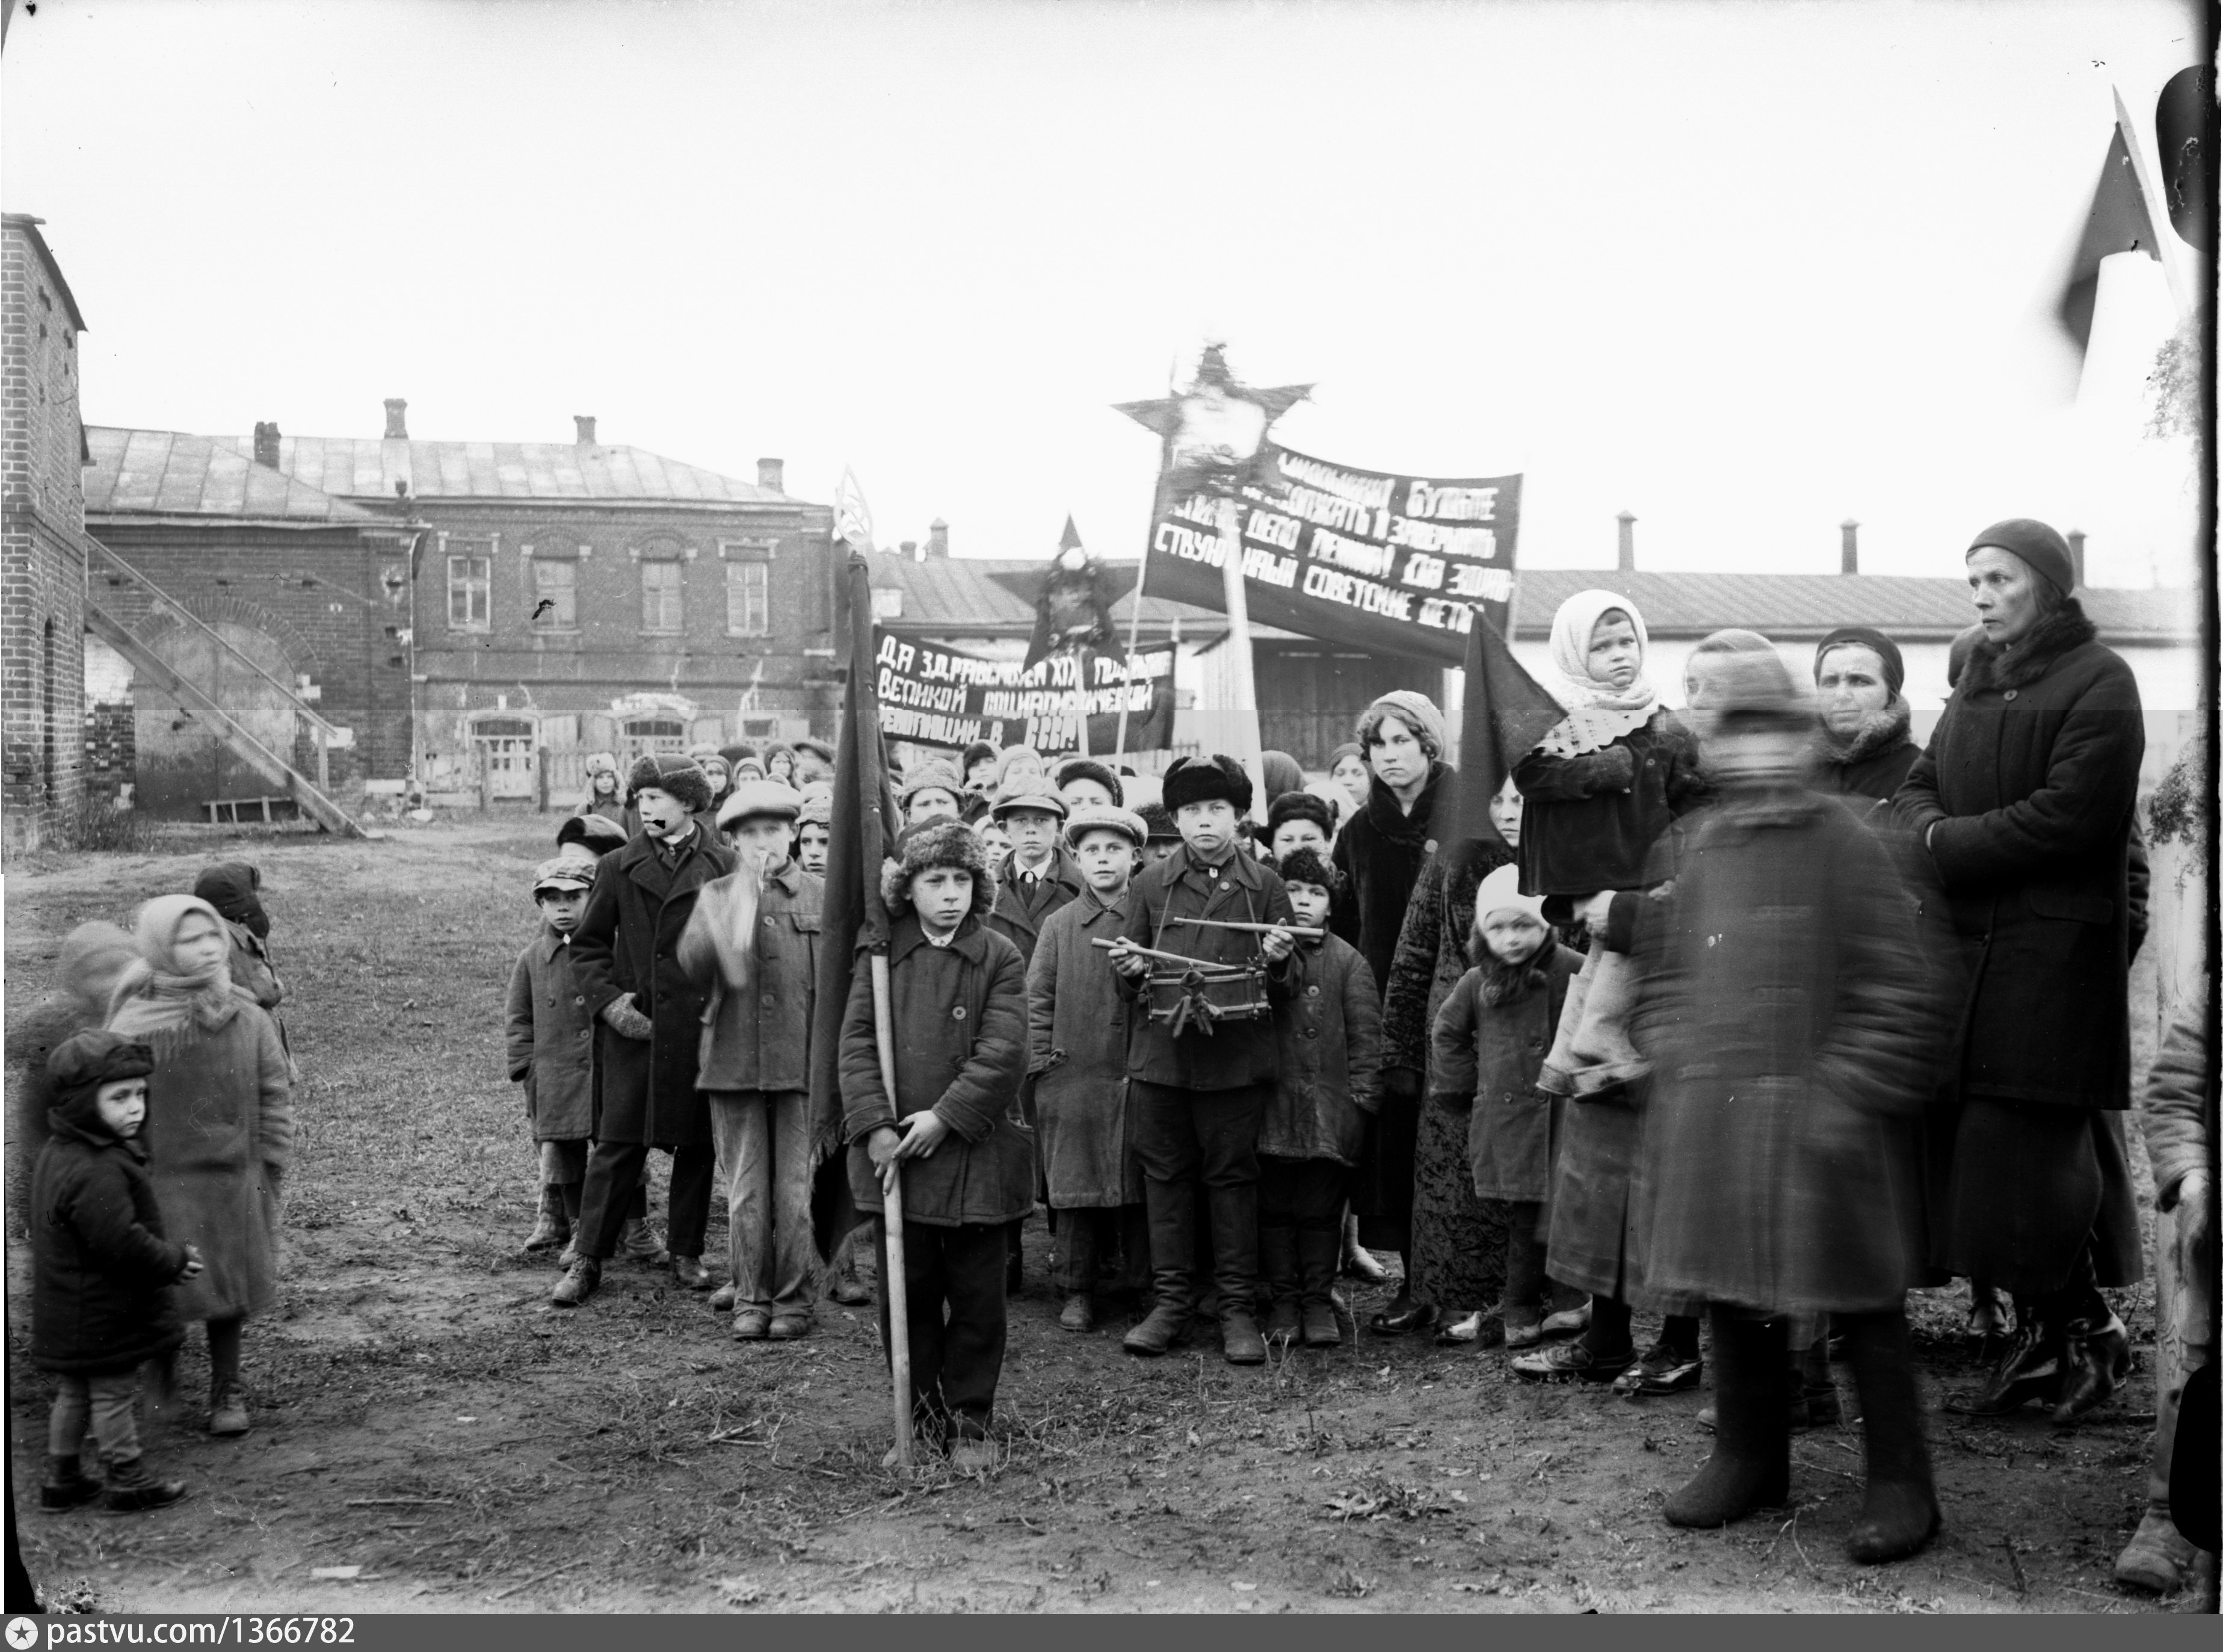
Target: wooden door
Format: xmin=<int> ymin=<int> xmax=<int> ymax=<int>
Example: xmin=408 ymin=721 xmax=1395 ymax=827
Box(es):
xmin=1255 ymin=646 xmax=1440 ymax=771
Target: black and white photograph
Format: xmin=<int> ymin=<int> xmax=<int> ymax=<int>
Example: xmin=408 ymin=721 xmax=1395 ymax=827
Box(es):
xmin=1 ymin=0 xmax=2214 ymax=1618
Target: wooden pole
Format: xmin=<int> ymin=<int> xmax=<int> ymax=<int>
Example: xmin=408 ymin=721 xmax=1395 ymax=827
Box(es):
xmin=1070 ymin=646 xmax=1091 ymax=759
xmin=868 ymin=951 xmax=914 ymax=1468
xmin=1215 ymin=493 xmax=1268 ymax=823
xmin=1112 ymin=543 xmax=1151 ymax=762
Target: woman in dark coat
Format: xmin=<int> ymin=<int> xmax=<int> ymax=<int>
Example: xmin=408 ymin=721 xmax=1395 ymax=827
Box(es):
xmin=1811 ymin=627 xmax=1920 ymax=803
xmin=1632 ymin=649 xmax=1944 ymax=1562
xmin=1333 ymin=691 xmax=1454 ymax=1329
xmin=1896 ymin=519 xmax=2145 ymax=1423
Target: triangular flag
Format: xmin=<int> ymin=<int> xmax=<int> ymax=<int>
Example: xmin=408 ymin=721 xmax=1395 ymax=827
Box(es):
xmin=1436 ymin=611 xmax=1565 ymax=851
xmin=2058 ymin=120 xmax=2165 ymax=351
xmin=1059 ymin=514 xmax=1084 ymax=554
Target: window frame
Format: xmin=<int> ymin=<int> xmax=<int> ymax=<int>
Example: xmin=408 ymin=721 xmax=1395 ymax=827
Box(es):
xmin=638 ymin=555 xmax=685 ymax=635
xmin=529 ymin=554 xmax=579 ymax=632
xmin=444 ymin=534 xmax=496 ymax=632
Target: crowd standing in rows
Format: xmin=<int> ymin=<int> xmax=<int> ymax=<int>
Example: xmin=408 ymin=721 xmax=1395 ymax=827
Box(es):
xmin=18 ymin=517 xmax=2211 ymax=1600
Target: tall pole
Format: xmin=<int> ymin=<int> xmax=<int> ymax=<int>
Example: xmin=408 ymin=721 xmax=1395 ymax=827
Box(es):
xmin=1112 ymin=533 xmax=1151 ymax=762
xmin=1215 ymin=493 xmax=1267 ymax=822
xmin=868 ymin=952 xmax=913 ymax=1467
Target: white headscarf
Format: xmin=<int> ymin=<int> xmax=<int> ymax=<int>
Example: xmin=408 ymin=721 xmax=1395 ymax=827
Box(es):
xmin=1535 ymin=589 xmax=1659 ymax=758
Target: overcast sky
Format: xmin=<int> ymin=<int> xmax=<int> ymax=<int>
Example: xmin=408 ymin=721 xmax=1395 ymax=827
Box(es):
xmin=2 ymin=0 xmax=2205 ymax=588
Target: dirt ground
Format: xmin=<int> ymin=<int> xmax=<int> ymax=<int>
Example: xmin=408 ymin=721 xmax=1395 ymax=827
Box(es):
xmin=1 ymin=819 xmax=2190 ymax=1615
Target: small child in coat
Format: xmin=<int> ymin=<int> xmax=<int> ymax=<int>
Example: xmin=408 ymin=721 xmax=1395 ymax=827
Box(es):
xmin=839 ymin=820 xmax=1033 ymax=1469
xmin=32 ymin=1031 xmax=204 ymax=1513
xmin=1428 ymin=866 xmax=1584 ymax=1349
xmin=1258 ymin=849 xmax=1383 ymax=1348
xmin=507 ymin=857 xmax=599 ymax=1256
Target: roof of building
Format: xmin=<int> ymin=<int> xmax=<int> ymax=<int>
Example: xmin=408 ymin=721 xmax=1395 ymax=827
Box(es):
xmin=2 ymin=214 xmax=88 ymax=333
xmin=84 ymin=427 xmax=381 ymax=524
xmin=210 ymin=434 xmax=794 ymax=507
xmin=867 ymin=553 xmax=2199 ymax=646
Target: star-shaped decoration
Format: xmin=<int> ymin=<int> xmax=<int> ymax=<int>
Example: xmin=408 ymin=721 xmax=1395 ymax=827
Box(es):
xmin=1115 ymin=344 xmax=1311 ymax=495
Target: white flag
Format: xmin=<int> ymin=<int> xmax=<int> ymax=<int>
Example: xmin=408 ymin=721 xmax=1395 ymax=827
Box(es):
xmin=834 ymin=466 xmax=875 ymax=553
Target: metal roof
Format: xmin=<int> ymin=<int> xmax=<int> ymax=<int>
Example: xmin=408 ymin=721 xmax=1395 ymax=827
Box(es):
xmin=210 ymin=434 xmax=791 ymax=505
xmin=868 ymin=553 xmax=2198 ymax=645
xmin=83 ymin=427 xmax=380 ymax=523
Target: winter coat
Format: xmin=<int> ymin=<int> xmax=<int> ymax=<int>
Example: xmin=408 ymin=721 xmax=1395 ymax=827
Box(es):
xmin=840 ymin=913 xmax=1035 ymax=1228
xmin=1381 ymin=840 xmax=1518 ymax=1077
xmin=1333 ymin=762 xmax=1454 ymax=997
xmin=139 ymin=1002 xmax=293 ymax=1322
xmin=1514 ymin=711 xmax=1706 ymax=899
xmin=1259 ymin=934 xmax=1383 ymax=1167
xmin=224 ymin=922 xmax=283 ymax=1014
xmin=569 ymin=827 xmax=739 ymax=1148
xmin=1430 ymin=944 xmax=1585 ymax=1201
xmin=1895 ymin=604 xmax=2144 ymax=1109
xmin=1818 ymin=715 xmax=1921 ymax=804
xmin=573 ymin=794 xmax=631 ymax=830
xmin=1630 ymin=789 xmax=1940 ymax=1315
xmin=2142 ymin=1002 xmax=2213 ymax=1213
xmin=31 ymin=1115 xmax=191 ymax=1375
xmin=505 ymin=929 xmax=596 ymax=1141
xmin=1026 ymin=887 xmax=1144 ymax=1207
xmin=1116 ymin=845 xmax=1295 ymax=1091
xmin=986 ymin=848 xmax=1086 ymax=972
xmin=679 ymin=858 xmax=823 ymax=1096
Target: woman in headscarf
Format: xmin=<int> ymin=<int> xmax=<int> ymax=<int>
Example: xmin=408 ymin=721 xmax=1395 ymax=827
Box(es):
xmin=1896 ymin=519 xmax=2146 ymax=1423
xmin=1812 ymin=627 xmax=1920 ymax=803
xmin=108 ymin=895 xmax=293 ymax=1440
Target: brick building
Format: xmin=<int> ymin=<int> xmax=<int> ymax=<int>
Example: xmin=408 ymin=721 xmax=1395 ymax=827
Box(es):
xmin=2 ymin=214 xmax=90 ymax=853
xmin=81 ymin=401 xmax=837 ymax=816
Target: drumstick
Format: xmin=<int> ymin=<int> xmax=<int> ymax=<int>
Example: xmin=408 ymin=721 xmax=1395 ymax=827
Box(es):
xmin=1165 ymin=918 xmax=1325 ymax=938
xmin=1088 ymin=937 xmax=1230 ymax=969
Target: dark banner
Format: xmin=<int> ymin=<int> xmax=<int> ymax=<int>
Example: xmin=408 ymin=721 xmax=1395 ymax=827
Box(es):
xmin=1141 ymin=443 xmax=1521 ymax=665
xmin=875 ymin=635 xmax=1176 ymax=756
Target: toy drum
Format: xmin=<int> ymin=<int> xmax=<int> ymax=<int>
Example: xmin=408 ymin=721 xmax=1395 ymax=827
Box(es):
xmin=1142 ymin=963 xmax=1271 ymax=1036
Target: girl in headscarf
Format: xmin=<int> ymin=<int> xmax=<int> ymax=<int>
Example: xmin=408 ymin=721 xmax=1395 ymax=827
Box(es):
xmin=575 ymin=752 xmax=628 ymax=828
xmin=1507 ymin=590 xmax=1707 ymax=1390
xmin=108 ymin=895 xmax=292 ymax=1440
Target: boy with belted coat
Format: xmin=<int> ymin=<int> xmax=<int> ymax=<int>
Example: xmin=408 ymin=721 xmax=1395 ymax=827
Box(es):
xmin=1109 ymin=755 xmax=1297 ymax=1366
xmin=556 ymin=755 xmax=738 ymax=1307
xmin=839 ymin=819 xmax=1033 ymax=1469
xmin=679 ymin=780 xmax=824 ymax=1340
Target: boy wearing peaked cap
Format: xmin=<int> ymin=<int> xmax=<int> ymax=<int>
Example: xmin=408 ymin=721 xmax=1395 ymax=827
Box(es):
xmin=506 ymin=858 xmax=600 ymax=1257
xmin=1109 ymin=754 xmax=1298 ymax=1366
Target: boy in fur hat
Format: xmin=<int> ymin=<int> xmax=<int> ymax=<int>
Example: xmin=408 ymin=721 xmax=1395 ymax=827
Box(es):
xmin=32 ymin=1030 xmax=203 ymax=1512
xmin=837 ymin=820 xmax=1032 ymax=1469
xmin=1429 ymin=865 xmax=1585 ymax=1348
xmin=506 ymin=858 xmax=600 ymax=1256
xmin=1257 ymin=849 xmax=1381 ymax=1348
xmin=1027 ymin=804 xmax=1152 ymax=1333
xmin=1109 ymin=754 xmax=1297 ymax=1365
xmin=557 ymin=756 xmax=736 ymax=1306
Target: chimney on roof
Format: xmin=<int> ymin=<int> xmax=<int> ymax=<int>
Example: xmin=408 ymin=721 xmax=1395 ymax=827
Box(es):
xmin=1840 ymin=518 xmax=1860 ymax=575
xmin=574 ymin=415 xmax=596 ymax=446
xmin=927 ymin=518 xmax=949 ymax=558
xmin=2067 ymin=529 xmax=2086 ymax=586
xmin=253 ymin=422 xmax=282 ymax=470
xmin=1615 ymin=511 xmax=1636 ymax=572
xmin=757 ymin=457 xmax=785 ymax=493
xmin=383 ymin=398 xmax=409 ymax=440
xmin=899 ymin=540 xmax=919 ymax=559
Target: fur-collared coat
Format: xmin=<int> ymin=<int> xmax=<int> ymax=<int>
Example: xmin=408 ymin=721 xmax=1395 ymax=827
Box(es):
xmin=1816 ymin=701 xmax=1922 ymax=803
xmin=505 ymin=927 xmax=596 ymax=1142
xmin=1026 ymin=887 xmax=1144 ymax=1207
xmin=1895 ymin=602 xmax=2144 ymax=1110
xmin=569 ymin=826 xmax=739 ymax=1147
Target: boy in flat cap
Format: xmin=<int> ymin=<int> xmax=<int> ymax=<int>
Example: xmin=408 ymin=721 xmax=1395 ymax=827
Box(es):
xmin=680 ymin=781 xmax=825 ymax=1339
xmin=506 ymin=857 xmax=600 ymax=1257
xmin=557 ymin=756 xmax=737 ymax=1306
xmin=1109 ymin=755 xmax=1296 ymax=1365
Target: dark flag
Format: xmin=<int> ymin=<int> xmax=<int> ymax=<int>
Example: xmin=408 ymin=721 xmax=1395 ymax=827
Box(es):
xmin=2057 ymin=100 xmax=2169 ymax=351
xmin=1436 ymin=608 xmax=1564 ymax=851
xmin=809 ymin=551 xmax=901 ymax=1260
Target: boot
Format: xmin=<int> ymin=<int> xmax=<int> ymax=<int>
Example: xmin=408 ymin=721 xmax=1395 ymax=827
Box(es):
xmin=1839 ymin=1308 xmax=1940 ymax=1563
xmin=1059 ymin=1293 xmax=1096 ymax=1333
xmin=1340 ymin=1212 xmax=1387 ymax=1282
xmin=523 ymin=1186 xmax=570 ymax=1253
xmin=551 ymin=1257 xmax=601 ymax=1307
xmin=1664 ymin=1310 xmax=1790 ymax=1529
xmin=102 ymin=1456 xmax=187 ymax=1513
xmin=1297 ymin=1222 xmax=1345 ymax=1348
xmin=40 ymin=1454 xmax=103 ymax=1511
xmin=1259 ymin=1218 xmax=1301 ymax=1342
xmin=1124 ymin=1273 xmax=1194 ymax=1357
xmin=1967 ymin=1280 xmax=2006 ymax=1340
xmin=209 ymin=1380 xmax=250 ymax=1438
xmin=709 ymin=1281 xmax=737 ymax=1312
xmin=618 ymin=1218 xmax=669 ymax=1266
xmin=2050 ymin=1310 xmax=2130 ymax=1423
xmin=1220 ymin=1308 xmax=1268 ymax=1366
xmin=2114 ymin=1510 xmax=2195 ymax=1594
xmin=670 ymin=1254 xmax=713 ymax=1291
xmin=1948 ymin=1311 xmax=2061 ymax=1416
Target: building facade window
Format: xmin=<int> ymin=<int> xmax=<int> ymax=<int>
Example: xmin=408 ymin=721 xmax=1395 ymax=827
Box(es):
xmin=726 ymin=561 xmax=769 ymax=636
xmin=532 ymin=556 xmax=577 ymax=629
xmin=640 ymin=558 xmax=683 ymax=633
xmin=447 ymin=544 xmax=493 ymax=630
xmin=621 ymin=716 xmax=687 ymax=764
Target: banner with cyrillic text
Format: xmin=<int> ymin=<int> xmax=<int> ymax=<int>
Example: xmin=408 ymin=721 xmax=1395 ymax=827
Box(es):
xmin=1141 ymin=445 xmax=1520 ymax=665
xmin=875 ymin=636 xmax=1176 ymax=755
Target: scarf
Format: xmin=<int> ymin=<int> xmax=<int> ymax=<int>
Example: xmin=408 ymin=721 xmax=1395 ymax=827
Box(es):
xmin=1535 ymin=589 xmax=1659 ymax=758
xmin=1818 ymin=698 xmax=1913 ymax=768
xmin=106 ymin=894 xmax=246 ymax=1057
xmin=1958 ymin=600 xmax=2099 ymax=694
xmin=1478 ymin=949 xmax=1550 ymax=1008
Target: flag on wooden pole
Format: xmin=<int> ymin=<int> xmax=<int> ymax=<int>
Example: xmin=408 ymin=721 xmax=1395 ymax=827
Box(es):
xmin=1436 ymin=608 xmax=1564 ymax=851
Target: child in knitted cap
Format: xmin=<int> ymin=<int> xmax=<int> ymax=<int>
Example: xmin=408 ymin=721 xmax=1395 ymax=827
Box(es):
xmin=1428 ymin=866 xmax=1585 ymax=1349
xmin=32 ymin=1029 xmax=203 ymax=1512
